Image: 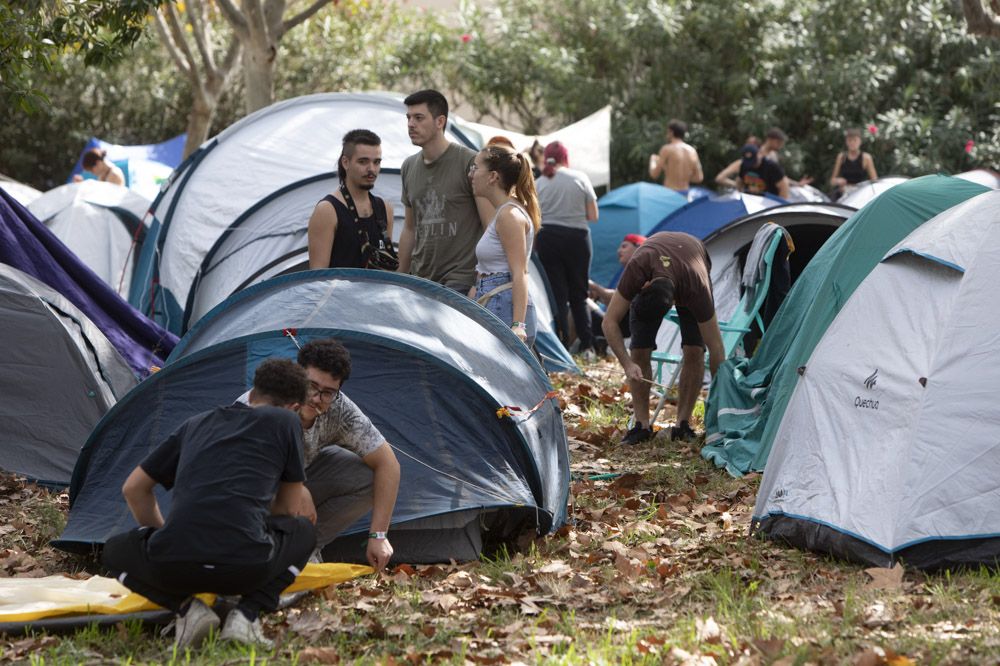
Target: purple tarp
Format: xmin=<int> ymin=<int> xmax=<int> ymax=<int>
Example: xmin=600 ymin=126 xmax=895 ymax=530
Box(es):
xmin=0 ymin=188 xmax=177 ymax=375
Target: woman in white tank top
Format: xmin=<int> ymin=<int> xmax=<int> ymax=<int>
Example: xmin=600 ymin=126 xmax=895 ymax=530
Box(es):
xmin=467 ymin=144 xmax=542 ymax=346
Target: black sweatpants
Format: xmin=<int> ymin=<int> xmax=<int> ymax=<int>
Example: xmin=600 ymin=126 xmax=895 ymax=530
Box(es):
xmin=536 ymin=225 xmax=593 ymax=350
xmin=102 ymin=515 xmax=315 ymax=615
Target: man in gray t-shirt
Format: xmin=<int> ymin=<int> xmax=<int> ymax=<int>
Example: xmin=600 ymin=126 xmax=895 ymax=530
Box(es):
xmin=398 ymin=89 xmax=490 ymax=293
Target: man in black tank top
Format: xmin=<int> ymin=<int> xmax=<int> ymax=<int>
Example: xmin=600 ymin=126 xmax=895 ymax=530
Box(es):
xmin=307 ymin=129 xmax=396 ymax=269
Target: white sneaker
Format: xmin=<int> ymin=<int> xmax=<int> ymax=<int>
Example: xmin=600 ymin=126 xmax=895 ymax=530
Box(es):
xmin=174 ymin=598 xmax=219 ymax=650
xmin=220 ymin=610 xmax=274 ymax=649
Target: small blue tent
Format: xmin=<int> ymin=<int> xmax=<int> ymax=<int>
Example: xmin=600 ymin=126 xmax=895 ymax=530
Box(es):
xmin=56 ymin=270 xmax=569 ymax=563
xmin=592 ymin=183 xmax=687 ymax=286
xmin=607 ymin=193 xmax=783 ymax=288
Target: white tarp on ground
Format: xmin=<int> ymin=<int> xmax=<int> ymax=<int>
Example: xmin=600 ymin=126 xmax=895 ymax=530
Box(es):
xmin=454 ymin=106 xmax=611 ymax=188
xmin=754 ymin=190 xmax=1000 ymax=555
xmin=29 ymin=181 xmax=150 ymax=297
xmin=150 ymin=92 xmax=473 ymax=331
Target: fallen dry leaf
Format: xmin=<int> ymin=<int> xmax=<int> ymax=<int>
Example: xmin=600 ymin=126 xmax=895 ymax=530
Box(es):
xmin=299 ymin=646 xmax=341 ymax=664
xmin=864 ymin=562 xmax=904 ymax=590
xmin=695 ymin=616 xmax=722 ymax=644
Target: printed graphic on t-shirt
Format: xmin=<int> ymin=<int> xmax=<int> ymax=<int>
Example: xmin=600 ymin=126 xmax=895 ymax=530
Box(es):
xmin=660 ymin=256 xmax=672 ymax=270
xmin=742 ymin=170 xmax=768 ymax=194
xmin=415 ymin=189 xmax=458 ymax=239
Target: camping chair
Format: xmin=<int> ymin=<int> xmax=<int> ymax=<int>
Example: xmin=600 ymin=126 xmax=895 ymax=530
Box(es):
xmin=648 ymin=228 xmax=785 ymax=425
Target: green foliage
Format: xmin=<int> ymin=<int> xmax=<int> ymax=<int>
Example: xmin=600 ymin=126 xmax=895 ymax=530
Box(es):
xmin=1 ymin=0 xmax=164 ymax=114
xmin=447 ymin=0 xmax=999 ymax=189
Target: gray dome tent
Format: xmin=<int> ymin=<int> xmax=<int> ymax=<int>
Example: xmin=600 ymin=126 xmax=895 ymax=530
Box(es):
xmin=28 ymin=181 xmax=151 ymax=298
xmin=0 ymin=264 xmax=136 ymax=485
xmin=57 ymin=270 xmax=569 ymax=563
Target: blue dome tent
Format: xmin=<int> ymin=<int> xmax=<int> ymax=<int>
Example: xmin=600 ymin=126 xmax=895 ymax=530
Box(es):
xmin=591 ymin=183 xmax=688 ymax=286
xmin=56 ymin=270 xmax=570 ymax=563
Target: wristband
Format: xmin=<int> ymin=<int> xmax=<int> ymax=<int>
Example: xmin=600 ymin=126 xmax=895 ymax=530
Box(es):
xmin=368 ymin=531 xmax=388 ymax=540
xmin=511 ymin=321 xmax=526 ymax=330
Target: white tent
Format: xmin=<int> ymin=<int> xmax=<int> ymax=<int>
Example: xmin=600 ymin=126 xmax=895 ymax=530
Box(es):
xmin=454 ymin=106 xmax=611 ymax=188
xmin=29 ymin=181 xmax=151 ymax=297
xmin=0 ymin=176 xmax=42 ymax=207
xmin=753 ymin=190 xmax=1000 ymax=569
xmin=141 ymin=92 xmax=477 ymax=333
xmin=956 ymin=168 xmax=1000 ymax=190
xmin=838 ymin=176 xmax=909 ymax=210
xmin=655 ymin=203 xmax=853 ymax=356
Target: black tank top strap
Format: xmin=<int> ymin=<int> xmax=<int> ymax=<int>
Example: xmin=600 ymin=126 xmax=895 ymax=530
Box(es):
xmin=372 ymin=196 xmax=388 ymax=233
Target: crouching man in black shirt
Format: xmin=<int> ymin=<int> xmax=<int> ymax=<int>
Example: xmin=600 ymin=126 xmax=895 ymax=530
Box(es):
xmin=102 ymin=359 xmax=316 ymax=651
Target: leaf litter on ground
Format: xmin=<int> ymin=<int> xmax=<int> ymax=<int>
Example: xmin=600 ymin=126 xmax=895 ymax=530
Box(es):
xmin=3 ymin=356 xmax=1000 ymax=663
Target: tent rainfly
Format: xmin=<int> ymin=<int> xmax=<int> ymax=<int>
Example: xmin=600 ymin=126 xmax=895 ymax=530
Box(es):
xmin=701 ymin=176 xmax=990 ymax=477
xmin=0 ymin=264 xmax=136 ymax=485
xmin=753 ymin=190 xmax=1000 ymax=570
xmin=28 ymin=181 xmax=150 ymax=298
xmin=57 ymin=270 xmax=570 ymax=563
xmin=0 ymin=188 xmax=176 ymax=375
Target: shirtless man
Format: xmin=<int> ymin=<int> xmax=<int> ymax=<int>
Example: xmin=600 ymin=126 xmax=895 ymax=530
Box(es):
xmin=648 ymin=120 xmax=703 ymax=194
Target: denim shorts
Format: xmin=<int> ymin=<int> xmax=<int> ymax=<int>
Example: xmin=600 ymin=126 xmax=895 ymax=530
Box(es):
xmin=475 ymin=272 xmax=536 ymax=347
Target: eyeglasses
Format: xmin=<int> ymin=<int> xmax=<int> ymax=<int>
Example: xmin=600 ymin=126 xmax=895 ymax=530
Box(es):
xmin=307 ymin=381 xmax=341 ymax=403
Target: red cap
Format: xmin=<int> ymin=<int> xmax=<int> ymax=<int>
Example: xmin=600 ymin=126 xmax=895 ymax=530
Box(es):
xmin=623 ymin=233 xmax=647 ymax=246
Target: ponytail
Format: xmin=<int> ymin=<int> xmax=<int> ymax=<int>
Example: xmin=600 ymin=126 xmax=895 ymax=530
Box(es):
xmin=482 ymin=146 xmax=541 ymax=232
xmin=514 ymin=153 xmax=541 ymax=232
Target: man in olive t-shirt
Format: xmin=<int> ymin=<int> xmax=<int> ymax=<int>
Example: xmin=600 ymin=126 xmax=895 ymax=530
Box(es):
xmin=601 ymin=232 xmax=725 ymax=445
xmin=398 ymin=89 xmax=491 ymax=293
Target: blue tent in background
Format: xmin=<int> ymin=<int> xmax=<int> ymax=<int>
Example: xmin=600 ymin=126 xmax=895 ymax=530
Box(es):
xmin=607 ymin=192 xmax=783 ymax=287
xmin=0 ymin=189 xmax=176 ymax=376
xmin=69 ymin=135 xmax=185 ymax=201
xmin=592 ymin=183 xmax=687 ymax=285
xmin=57 ymin=270 xmax=569 ymax=564
xmin=647 ymin=192 xmax=784 ymax=239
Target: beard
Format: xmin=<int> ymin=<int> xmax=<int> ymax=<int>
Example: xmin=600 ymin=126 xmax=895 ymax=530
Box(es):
xmin=358 ymin=182 xmax=375 ymax=191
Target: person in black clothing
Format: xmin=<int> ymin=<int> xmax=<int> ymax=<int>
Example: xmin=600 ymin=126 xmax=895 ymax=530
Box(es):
xmin=102 ymin=359 xmax=315 ymax=651
xmin=736 ymin=143 xmax=790 ymax=199
xmin=829 ymin=128 xmax=878 ymax=200
xmin=308 ymin=129 xmax=396 ymax=269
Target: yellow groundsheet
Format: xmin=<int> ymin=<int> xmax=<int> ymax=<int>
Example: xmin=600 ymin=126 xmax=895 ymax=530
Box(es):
xmin=0 ymin=562 xmax=373 ymax=622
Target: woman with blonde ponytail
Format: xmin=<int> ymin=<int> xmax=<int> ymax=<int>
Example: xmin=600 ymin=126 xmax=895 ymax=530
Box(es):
xmin=535 ymin=141 xmax=599 ymax=357
xmin=467 ymin=144 xmax=539 ymax=346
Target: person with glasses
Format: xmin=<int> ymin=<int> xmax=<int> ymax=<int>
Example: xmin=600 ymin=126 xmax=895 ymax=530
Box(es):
xmin=239 ymin=339 xmax=399 ymax=571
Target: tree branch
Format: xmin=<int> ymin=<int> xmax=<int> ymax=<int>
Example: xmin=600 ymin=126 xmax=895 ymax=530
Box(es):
xmin=281 ymin=0 xmax=331 ymax=36
xmin=962 ymin=0 xmax=1000 ymax=37
xmin=185 ymin=0 xmax=218 ymax=74
xmin=216 ymin=0 xmax=250 ymax=38
xmin=154 ymin=7 xmax=195 ymax=84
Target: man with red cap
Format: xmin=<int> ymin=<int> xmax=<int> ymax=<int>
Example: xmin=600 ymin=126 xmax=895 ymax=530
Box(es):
xmin=602 ymin=231 xmax=724 ymax=446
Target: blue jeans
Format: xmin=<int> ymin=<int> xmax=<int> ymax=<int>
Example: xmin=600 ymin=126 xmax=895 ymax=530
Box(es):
xmin=475 ymin=272 xmax=536 ymax=347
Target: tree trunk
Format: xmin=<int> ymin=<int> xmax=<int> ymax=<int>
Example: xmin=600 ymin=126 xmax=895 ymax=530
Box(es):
xmin=183 ymin=94 xmax=217 ymax=158
xmin=242 ymin=33 xmax=276 ymax=113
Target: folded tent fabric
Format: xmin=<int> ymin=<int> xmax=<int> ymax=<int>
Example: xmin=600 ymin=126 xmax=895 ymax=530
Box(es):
xmin=0 ymin=188 xmax=177 ymax=375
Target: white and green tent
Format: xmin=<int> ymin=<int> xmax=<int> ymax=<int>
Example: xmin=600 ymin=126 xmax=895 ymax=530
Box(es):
xmin=702 ymin=175 xmax=990 ymax=477
xmin=753 ymin=189 xmax=1000 ymax=569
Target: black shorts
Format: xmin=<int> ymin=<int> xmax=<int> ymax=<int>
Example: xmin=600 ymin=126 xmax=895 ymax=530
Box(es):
xmin=629 ymin=302 xmax=704 ymax=350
